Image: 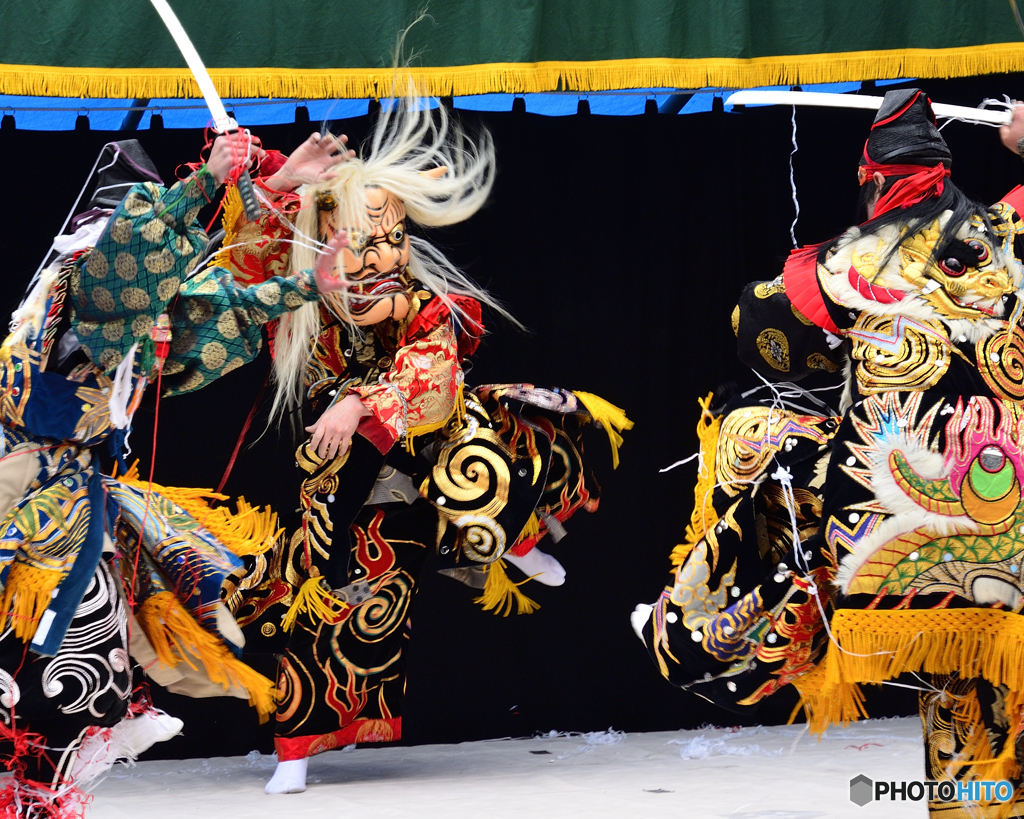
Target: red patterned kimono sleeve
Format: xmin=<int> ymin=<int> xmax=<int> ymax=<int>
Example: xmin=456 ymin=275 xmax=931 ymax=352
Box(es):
xmin=212 ymin=184 xmax=302 ymax=287
xmin=350 ymin=323 xmax=463 ymax=449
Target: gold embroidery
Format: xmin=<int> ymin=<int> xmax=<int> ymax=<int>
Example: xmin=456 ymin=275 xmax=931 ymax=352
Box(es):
xmin=139 ymin=219 xmax=167 ymax=244
xmin=791 ymin=304 xmax=814 ymax=326
xmin=850 ymin=314 xmax=949 ymax=394
xmin=156 ymin=277 xmax=181 ymax=301
xmin=755 ymin=328 xmax=790 ymax=372
xmin=976 ymin=321 xmax=1024 ymax=401
xmin=120 ymin=287 xmax=151 ymax=311
xmin=109 ymin=218 xmax=133 ymax=244
xmin=754 ymin=279 xmax=785 ymax=299
xmin=143 ymin=248 xmax=175 ymax=275
xmin=807 ymin=353 xmax=838 ymax=373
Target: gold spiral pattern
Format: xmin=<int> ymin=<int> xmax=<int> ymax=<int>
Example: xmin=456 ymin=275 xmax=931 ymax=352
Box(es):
xmin=718 ymin=408 xmax=792 ymax=486
xmin=432 ymin=435 xmax=510 ymax=519
xmin=349 ymin=575 xmax=412 ymax=642
xmin=977 ymin=323 xmax=1024 ymax=401
xmin=851 ymin=316 xmax=949 ymax=394
xmin=456 ymin=516 xmax=508 ymax=563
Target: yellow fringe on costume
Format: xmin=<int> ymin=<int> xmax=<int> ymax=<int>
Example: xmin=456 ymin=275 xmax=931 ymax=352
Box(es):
xmin=573 ymin=391 xmax=633 ymax=470
xmin=118 ymin=463 xmax=281 ymax=556
xmin=8 ymin=45 xmax=1024 ymax=100
xmin=669 ymin=393 xmax=722 ymax=568
xmin=517 ymin=512 xmax=540 ymax=543
xmin=0 ymin=562 xmax=62 ymax=642
xmin=135 ymin=590 xmax=276 ymax=720
xmin=474 ymin=559 xmax=540 ymax=617
xmin=280 ymin=577 xmax=351 ymax=633
xmin=405 ymin=388 xmax=467 ymax=453
xmin=210 ymin=185 xmax=244 ymax=274
xmin=794 ymin=607 xmax=1024 ymax=783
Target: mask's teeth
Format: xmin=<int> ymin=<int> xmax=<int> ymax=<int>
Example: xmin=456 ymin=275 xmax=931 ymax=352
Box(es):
xmin=921 ymin=280 xmax=942 ymax=294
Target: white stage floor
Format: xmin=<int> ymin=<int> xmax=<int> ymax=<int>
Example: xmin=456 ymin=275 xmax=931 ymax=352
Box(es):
xmin=89 ymin=717 xmax=928 ymax=818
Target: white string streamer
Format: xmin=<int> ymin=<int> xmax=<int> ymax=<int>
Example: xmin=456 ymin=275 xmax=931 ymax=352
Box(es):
xmin=789 ymin=105 xmax=800 ymax=248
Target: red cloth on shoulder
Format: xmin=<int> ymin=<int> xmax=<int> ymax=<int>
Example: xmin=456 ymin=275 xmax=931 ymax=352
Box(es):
xmin=782 ymin=245 xmax=840 ymax=334
xmin=405 ymin=295 xmax=484 ymax=359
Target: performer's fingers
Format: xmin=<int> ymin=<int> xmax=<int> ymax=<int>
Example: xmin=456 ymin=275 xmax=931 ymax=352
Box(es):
xmin=307 ymin=423 xmax=325 ymax=451
xmin=325 ymin=435 xmax=339 ymax=460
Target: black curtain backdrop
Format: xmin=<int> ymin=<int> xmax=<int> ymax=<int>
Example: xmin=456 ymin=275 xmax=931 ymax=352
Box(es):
xmin=3 ymin=74 xmax=1024 ymax=760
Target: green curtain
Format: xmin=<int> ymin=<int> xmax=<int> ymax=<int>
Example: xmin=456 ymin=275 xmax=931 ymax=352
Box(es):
xmin=4 ymin=0 xmax=1024 ymax=98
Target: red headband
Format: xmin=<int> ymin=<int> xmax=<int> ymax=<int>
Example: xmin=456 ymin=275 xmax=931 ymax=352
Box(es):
xmin=858 ymin=160 xmax=950 ymax=219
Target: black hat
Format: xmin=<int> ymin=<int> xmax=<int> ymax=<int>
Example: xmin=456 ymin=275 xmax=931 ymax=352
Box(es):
xmin=81 ymin=140 xmax=162 ymax=211
xmin=861 ymin=88 xmax=952 ymax=169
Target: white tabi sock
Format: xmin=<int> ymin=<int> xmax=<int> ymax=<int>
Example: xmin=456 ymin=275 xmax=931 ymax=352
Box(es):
xmin=504 ymin=546 xmax=566 ymax=586
xmin=266 ymin=757 xmax=308 ymax=794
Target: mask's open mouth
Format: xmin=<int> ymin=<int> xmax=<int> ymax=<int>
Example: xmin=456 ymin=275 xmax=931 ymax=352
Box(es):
xmin=922 ymin=282 xmax=999 ymax=318
xmin=347 ymin=269 xmax=407 ymax=316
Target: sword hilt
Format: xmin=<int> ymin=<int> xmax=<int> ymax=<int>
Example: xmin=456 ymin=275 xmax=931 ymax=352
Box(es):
xmin=234 ymin=170 xmax=262 ymax=222
xmin=221 ymin=120 xmax=263 ymax=222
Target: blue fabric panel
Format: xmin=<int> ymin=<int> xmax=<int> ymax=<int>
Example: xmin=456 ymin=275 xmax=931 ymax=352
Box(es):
xmin=31 ymin=467 xmax=105 ymax=656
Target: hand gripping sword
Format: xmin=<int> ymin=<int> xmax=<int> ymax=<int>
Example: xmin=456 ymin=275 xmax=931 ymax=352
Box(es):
xmin=148 ymin=0 xmax=263 ymax=220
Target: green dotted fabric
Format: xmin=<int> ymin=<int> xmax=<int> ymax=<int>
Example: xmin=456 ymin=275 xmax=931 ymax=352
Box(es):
xmin=71 ymin=169 xmax=320 ymax=395
xmin=73 ymin=169 xmax=218 ymax=373
xmin=162 ymin=266 xmax=318 ymax=396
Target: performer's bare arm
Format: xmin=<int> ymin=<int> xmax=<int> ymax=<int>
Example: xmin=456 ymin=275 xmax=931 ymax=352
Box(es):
xmin=263 ymin=132 xmax=355 ymax=193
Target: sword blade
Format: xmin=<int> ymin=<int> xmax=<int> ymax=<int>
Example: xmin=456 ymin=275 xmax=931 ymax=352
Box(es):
xmin=725 ymin=90 xmax=1012 ymax=127
xmin=148 ymin=0 xmax=236 ymax=132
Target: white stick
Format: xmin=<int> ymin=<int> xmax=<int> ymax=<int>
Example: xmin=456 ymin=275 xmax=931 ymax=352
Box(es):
xmin=725 ymin=90 xmax=1012 ymax=126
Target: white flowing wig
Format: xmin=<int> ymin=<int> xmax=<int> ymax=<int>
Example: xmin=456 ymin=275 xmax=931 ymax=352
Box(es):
xmin=270 ymin=91 xmax=511 ymax=422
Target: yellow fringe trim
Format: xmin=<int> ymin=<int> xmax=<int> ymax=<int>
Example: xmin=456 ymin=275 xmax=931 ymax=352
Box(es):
xmin=670 ymin=393 xmax=722 ymax=567
xmin=517 ymin=512 xmax=540 ymax=544
xmin=7 ymin=44 xmax=1024 ymax=99
xmin=210 ymin=185 xmax=244 ymax=274
xmin=136 ymin=590 xmax=276 ymax=720
xmin=118 ymin=464 xmax=281 ymax=557
xmin=281 ymin=577 xmax=350 ymax=633
xmin=573 ymin=391 xmax=633 ymax=470
xmin=0 ymin=563 xmax=62 ymax=643
xmin=405 ymin=387 xmax=466 ymax=454
xmin=794 ymin=607 xmax=1024 ymax=783
xmin=474 ymin=559 xmax=540 ymax=617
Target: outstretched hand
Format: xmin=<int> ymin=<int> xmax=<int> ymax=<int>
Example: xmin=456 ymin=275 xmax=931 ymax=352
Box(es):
xmin=264 ymin=132 xmax=355 ymax=193
xmin=305 ymin=394 xmax=371 ymax=460
xmin=313 ymin=231 xmax=350 ymax=293
xmin=1000 ymin=103 xmax=1024 ymax=155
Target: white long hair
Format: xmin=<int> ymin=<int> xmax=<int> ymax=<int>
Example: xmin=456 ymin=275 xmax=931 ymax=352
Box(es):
xmin=269 ymin=91 xmax=511 ymax=422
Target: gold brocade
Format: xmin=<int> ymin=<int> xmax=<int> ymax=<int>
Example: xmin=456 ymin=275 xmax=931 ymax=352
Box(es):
xmin=716 ymin=406 xmax=828 ymax=496
xmin=806 ymin=353 xmax=839 ymax=373
xmin=850 ymin=314 xmax=950 ymax=394
xmin=754 ymin=279 xmax=786 ymax=299
xmin=755 ymin=328 xmax=790 ymax=372
xmin=429 ymin=429 xmax=513 ymax=521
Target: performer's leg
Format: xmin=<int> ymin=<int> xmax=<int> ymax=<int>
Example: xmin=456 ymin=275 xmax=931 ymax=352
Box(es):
xmin=0 ymin=562 xmax=131 ymax=810
xmin=269 ymin=501 xmax=433 ymax=793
